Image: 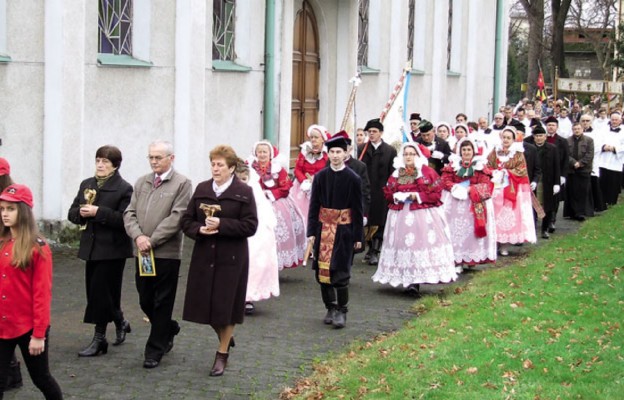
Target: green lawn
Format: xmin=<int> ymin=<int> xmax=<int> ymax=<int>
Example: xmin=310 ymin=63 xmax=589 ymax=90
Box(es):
xmin=282 ymin=205 xmax=624 ymax=399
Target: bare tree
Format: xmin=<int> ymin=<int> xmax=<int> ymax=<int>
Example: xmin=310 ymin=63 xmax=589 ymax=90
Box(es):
xmin=569 ymin=0 xmax=617 ymax=79
xmin=550 ymin=0 xmax=574 ymax=78
xmin=519 ymin=0 xmax=546 ymax=98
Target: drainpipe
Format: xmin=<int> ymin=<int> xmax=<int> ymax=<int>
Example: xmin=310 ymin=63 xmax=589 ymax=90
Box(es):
xmin=263 ymin=0 xmax=277 ymax=143
xmin=493 ymin=0 xmax=505 ymax=115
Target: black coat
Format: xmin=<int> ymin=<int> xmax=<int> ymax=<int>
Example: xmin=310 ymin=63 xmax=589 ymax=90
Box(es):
xmin=523 ymin=141 xmax=541 ymax=185
xmin=307 ymin=167 xmax=363 ymax=286
xmin=68 ymin=172 xmax=133 ymax=261
xmin=181 ymin=177 xmax=258 ymax=326
xmin=534 ymin=143 xmax=561 ymax=213
xmin=526 ymin=134 xmax=569 ymax=180
xmin=414 ymin=136 xmax=452 ymax=174
xmin=345 ymin=157 xmax=371 ymax=216
xmin=356 ymin=141 xmax=397 ymax=226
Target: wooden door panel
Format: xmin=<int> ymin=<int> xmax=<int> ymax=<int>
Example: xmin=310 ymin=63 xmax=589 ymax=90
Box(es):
xmin=291 ymin=0 xmax=319 ymax=168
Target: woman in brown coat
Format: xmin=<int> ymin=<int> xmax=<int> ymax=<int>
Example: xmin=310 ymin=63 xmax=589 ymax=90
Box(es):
xmin=181 ymin=145 xmax=258 ymax=377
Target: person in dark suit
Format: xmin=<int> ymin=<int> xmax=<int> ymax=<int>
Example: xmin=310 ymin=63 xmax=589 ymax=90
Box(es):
xmin=564 ymin=122 xmax=594 ymax=220
xmin=357 ymin=119 xmax=397 ymax=265
xmin=328 ymin=131 xmax=370 ymax=244
xmin=308 ymin=136 xmax=363 ymax=329
xmin=181 ymin=145 xmax=258 ymax=376
xmin=527 ymin=126 xmax=561 ymax=238
xmin=68 ymin=145 xmax=134 ymax=357
xmin=526 ymin=116 xmax=568 ymax=232
xmin=414 ymin=120 xmax=452 ymax=175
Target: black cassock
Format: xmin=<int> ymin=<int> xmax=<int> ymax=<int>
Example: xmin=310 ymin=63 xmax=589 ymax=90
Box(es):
xmin=307 ymin=167 xmax=363 ymax=286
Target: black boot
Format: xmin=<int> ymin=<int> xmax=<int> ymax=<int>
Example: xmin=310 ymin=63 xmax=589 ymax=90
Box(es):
xmin=113 ymin=319 xmax=131 ymax=346
xmin=363 ymin=241 xmax=373 ymax=261
xmin=320 ymin=284 xmax=337 ymax=324
xmin=368 ymin=238 xmax=382 ymax=265
xmin=5 ymin=353 xmax=22 ymax=390
xmin=78 ymin=325 xmax=108 ymax=357
xmin=333 ymin=286 xmax=349 ymax=329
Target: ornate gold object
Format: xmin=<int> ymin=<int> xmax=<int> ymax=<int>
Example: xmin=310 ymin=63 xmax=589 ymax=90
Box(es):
xmin=79 ymin=189 xmax=97 ymax=230
xmin=199 ymin=203 xmax=222 ymax=234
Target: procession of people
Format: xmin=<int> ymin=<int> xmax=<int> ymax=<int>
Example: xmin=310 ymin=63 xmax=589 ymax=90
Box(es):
xmin=1 ymin=96 xmax=623 ymax=395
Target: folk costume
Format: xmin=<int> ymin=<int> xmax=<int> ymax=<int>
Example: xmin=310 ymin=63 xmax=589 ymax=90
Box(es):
xmin=441 ymin=139 xmax=497 ymax=268
xmin=357 ymin=118 xmax=397 ymax=264
xmin=487 ymin=131 xmax=537 ymax=246
xmin=240 ymin=166 xmax=280 ymax=307
xmin=291 ymin=125 xmax=330 ymax=226
xmin=250 ymin=141 xmax=306 ymax=270
xmin=372 ymin=143 xmax=457 ymax=290
xmin=308 ymin=136 xmax=363 ymax=329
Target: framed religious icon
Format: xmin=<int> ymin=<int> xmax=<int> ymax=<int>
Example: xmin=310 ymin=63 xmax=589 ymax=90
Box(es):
xmin=138 ymin=249 xmax=156 ymax=277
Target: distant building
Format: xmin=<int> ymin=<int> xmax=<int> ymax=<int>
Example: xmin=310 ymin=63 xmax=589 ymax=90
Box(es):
xmin=564 ymin=27 xmax=612 ymax=80
xmin=0 ymin=0 xmax=508 ymax=221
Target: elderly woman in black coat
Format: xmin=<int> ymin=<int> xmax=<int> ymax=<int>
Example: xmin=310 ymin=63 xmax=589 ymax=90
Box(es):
xmin=68 ymin=145 xmax=134 ymax=357
xmin=181 ymin=145 xmax=258 ymax=377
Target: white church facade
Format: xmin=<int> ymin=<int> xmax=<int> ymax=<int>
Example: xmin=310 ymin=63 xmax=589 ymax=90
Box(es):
xmin=0 ymin=0 xmax=508 ymax=221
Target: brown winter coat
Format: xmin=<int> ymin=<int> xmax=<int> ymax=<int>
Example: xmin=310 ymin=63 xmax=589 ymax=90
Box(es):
xmin=181 ymin=177 xmax=258 ymax=326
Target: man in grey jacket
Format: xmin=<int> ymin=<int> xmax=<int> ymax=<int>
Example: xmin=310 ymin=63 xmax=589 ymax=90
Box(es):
xmin=124 ymin=140 xmax=192 ymax=369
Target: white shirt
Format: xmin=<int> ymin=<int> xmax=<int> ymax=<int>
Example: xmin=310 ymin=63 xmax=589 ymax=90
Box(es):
xmin=212 ymin=175 xmax=234 ymax=197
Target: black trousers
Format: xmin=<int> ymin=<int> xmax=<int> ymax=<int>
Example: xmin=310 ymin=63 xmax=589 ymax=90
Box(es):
xmin=590 ymin=175 xmax=607 ymax=212
xmin=0 ymin=329 xmax=62 ymax=400
xmin=564 ymin=173 xmax=592 ymax=218
xmin=84 ymin=259 xmax=126 ymax=326
xmin=135 ymin=258 xmax=180 ymax=361
xmin=599 ymin=168 xmax=622 ymax=206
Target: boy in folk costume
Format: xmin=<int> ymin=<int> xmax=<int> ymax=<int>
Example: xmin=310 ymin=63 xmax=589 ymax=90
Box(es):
xmin=307 ymin=135 xmax=363 ymax=329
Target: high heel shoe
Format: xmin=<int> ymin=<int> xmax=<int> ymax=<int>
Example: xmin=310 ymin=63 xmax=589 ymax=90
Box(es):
xmin=113 ymin=320 xmax=131 ymax=346
xmin=209 ymin=351 xmax=229 ymax=377
xmin=78 ymin=332 xmax=108 ymax=357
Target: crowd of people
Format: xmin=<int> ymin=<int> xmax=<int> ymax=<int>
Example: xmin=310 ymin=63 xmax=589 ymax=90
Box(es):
xmin=1 ymin=95 xmax=623 ymax=396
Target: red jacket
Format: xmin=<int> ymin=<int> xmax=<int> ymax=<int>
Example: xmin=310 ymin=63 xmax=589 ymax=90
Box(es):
xmin=294 ymin=152 xmax=328 ymax=183
xmin=255 ymin=166 xmax=293 ymax=201
xmin=0 ymin=239 xmax=52 ymax=339
xmin=383 ymin=166 xmax=443 ymax=210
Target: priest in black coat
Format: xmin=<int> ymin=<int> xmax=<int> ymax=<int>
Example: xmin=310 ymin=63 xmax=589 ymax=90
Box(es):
xmin=308 ymin=135 xmax=363 ymax=329
xmin=526 ymin=125 xmax=561 ymax=238
xmin=356 ymin=118 xmax=397 ymax=265
xmin=526 ymin=116 xmax=568 ymax=232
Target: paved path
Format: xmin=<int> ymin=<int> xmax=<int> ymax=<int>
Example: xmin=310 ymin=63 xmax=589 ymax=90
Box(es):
xmin=6 ymin=211 xmax=583 ymax=399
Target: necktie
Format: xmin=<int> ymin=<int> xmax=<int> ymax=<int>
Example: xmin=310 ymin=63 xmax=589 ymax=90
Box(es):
xmin=154 ymin=176 xmax=162 ymax=188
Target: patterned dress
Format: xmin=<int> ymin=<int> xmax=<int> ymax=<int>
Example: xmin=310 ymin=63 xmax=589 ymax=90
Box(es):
xmin=441 ymin=157 xmax=497 ymax=265
xmin=245 ymin=168 xmax=280 ymax=301
xmin=252 ymin=160 xmax=306 ymax=269
xmin=372 ymin=165 xmax=457 ymax=287
xmin=487 ymin=144 xmax=537 ymax=244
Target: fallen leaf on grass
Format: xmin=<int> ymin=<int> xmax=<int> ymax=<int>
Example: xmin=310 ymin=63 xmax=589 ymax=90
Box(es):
xmin=466 ymin=367 xmax=478 ymax=374
xmin=523 ymin=359 xmax=535 ymax=369
xmin=482 ymin=382 xmax=498 ymax=389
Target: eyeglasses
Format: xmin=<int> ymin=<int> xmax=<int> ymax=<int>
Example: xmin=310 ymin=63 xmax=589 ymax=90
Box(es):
xmin=147 ymin=155 xmax=171 ymax=162
xmin=581 ymin=119 xmax=591 ymax=122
